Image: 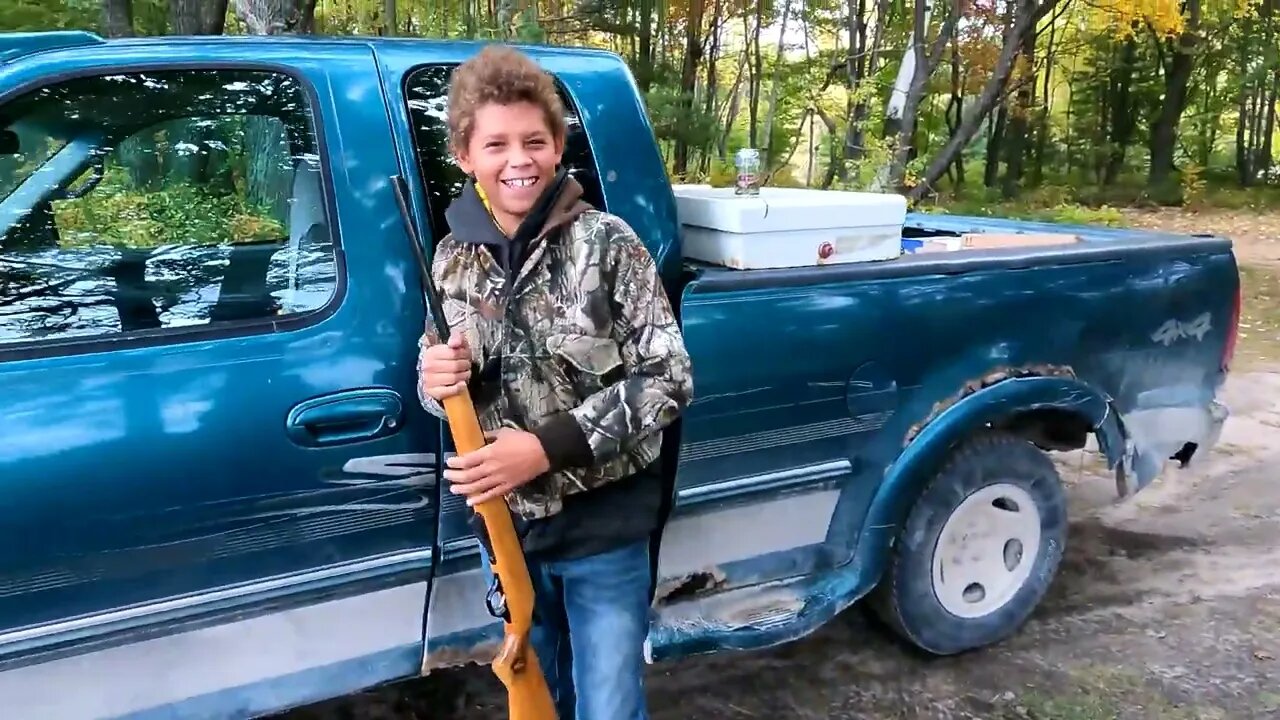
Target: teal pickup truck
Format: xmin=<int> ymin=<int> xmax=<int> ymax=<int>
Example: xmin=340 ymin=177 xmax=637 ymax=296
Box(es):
xmin=0 ymin=31 xmax=1237 ymax=719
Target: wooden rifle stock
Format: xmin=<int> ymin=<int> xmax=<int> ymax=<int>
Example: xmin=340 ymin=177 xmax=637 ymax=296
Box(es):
xmin=391 ymin=175 xmax=558 ymax=720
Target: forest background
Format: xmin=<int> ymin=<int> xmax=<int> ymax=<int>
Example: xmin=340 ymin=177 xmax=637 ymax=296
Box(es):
xmin=7 ymin=0 xmax=1280 ymax=225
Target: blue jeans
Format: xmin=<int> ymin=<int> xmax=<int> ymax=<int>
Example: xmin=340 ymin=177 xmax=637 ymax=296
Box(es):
xmin=482 ymin=539 xmax=652 ymax=720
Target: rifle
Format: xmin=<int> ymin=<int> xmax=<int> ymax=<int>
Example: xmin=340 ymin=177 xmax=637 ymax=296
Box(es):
xmin=391 ymin=174 xmax=558 ymax=720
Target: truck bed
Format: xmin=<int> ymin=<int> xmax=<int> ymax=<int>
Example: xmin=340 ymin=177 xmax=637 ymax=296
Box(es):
xmin=672 ymin=211 xmax=1237 ymax=505
xmin=681 ymin=211 xmax=1233 ymax=290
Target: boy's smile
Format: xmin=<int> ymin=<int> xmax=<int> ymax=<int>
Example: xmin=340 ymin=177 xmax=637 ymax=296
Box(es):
xmin=456 ymin=100 xmax=564 ymax=235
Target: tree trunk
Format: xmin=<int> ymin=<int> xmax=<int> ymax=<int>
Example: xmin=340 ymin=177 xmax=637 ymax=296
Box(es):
xmin=1001 ymin=21 xmax=1037 ymax=198
xmin=1031 ymin=16 xmax=1057 ymax=186
xmin=983 ymin=0 xmax=1014 ymax=188
xmin=761 ymin=0 xmax=793 ymax=166
xmin=1105 ymin=37 xmax=1137 ymax=185
xmin=749 ymin=1 xmax=764 ymax=148
xmin=909 ymin=0 xmax=1059 ymax=200
xmin=698 ymin=0 xmax=723 ymax=174
xmin=843 ymin=0 xmax=868 ymax=160
xmin=384 ymin=0 xmax=397 ymax=35
xmin=1148 ymin=0 xmax=1200 ymax=190
xmin=815 ymin=105 xmax=841 ymax=188
xmin=1236 ymin=76 xmax=1251 ymax=185
xmin=1261 ymin=4 xmax=1278 ymax=172
xmin=672 ymin=0 xmax=706 ymax=175
xmin=1249 ymin=79 xmax=1264 ymax=169
xmin=1261 ymin=70 xmax=1279 ymax=171
xmin=170 ymin=0 xmax=230 ymax=34
xmin=887 ymin=0 xmax=930 ymax=188
xmin=102 ymin=0 xmax=134 ymax=37
xmin=846 ymin=0 xmax=891 ymax=161
xmin=233 ymin=0 xmax=315 ymax=34
xmin=886 ymin=0 xmax=958 ymax=190
xmin=636 ymin=0 xmax=654 ymax=91
xmin=719 ymin=50 xmax=749 ymax=159
xmin=946 ymin=35 xmax=965 ymax=186
xmin=984 ymin=106 xmax=1006 ymax=187
xmin=704 ymin=0 xmax=722 ymax=117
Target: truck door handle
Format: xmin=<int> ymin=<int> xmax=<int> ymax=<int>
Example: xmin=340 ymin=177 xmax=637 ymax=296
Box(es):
xmin=286 ymin=389 xmax=404 ymax=447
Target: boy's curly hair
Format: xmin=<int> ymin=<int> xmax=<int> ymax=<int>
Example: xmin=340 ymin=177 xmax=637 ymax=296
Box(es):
xmin=447 ymin=45 xmax=566 ymax=153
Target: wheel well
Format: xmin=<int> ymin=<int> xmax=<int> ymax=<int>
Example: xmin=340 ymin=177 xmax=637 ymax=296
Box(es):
xmin=992 ymin=407 xmax=1094 ymax=452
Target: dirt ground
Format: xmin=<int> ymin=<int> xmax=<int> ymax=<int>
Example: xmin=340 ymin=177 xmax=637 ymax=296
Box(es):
xmin=286 ymin=212 xmax=1280 ymax=720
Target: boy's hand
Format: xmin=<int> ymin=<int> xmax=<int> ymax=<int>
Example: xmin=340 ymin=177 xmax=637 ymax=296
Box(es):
xmin=420 ymin=334 xmax=472 ymax=401
xmin=445 ymin=428 xmax=551 ymax=506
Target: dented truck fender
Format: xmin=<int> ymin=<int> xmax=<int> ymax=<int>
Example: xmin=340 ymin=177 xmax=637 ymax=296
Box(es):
xmin=851 ymin=374 xmax=1124 ymax=579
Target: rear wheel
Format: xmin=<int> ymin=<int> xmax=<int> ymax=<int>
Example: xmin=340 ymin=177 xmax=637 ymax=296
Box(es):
xmin=870 ymin=432 xmax=1068 ymax=655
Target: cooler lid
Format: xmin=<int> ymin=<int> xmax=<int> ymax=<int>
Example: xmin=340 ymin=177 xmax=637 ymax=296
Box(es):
xmin=670 ymin=185 xmax=908 ymax=234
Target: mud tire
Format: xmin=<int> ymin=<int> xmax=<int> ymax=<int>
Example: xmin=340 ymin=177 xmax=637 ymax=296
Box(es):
xmin=869 ymin=431 xmax=1068 ymax=655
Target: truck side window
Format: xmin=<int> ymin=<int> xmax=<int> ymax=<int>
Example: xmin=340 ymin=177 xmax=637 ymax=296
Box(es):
xmin=403 ymin=64 xmax=605 ymax=243
xmin=0 ymin=68 xmax=338 ymax=348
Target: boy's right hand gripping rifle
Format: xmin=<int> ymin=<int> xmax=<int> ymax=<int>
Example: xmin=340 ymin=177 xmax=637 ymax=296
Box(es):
xmin=392 ymin=175 xmax=558 ymax=720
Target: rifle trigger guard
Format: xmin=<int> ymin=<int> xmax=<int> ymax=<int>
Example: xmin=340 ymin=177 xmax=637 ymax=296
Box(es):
xmin=486 ymin=577 xmax=511 ymax=622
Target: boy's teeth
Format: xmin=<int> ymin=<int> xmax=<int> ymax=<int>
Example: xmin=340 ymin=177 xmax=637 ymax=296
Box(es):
xmin=504 ymin=178 xmax=535 ymax=187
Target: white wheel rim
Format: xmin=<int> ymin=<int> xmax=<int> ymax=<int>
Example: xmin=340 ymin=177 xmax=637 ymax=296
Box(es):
xmin=930 ymin=483 xmax=1042 ymax=619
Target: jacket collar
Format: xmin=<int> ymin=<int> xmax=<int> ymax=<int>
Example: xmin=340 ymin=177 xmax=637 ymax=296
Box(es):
xmin=443 ymin=169 xmax=592 ymax=278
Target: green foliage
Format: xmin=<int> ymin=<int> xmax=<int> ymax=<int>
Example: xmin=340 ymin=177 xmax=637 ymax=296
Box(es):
xmin=513 ymin=8 xmax=548 ymax=43
xmin=53 ymin=165 xmax=282 ymax=249
xmin=0 ymin=0 xmax=95 ymax=33
xmin=926 ymin=185 xmax=1128 ymax=226
xmin=646 ymin=84 xmax=720 ymax=178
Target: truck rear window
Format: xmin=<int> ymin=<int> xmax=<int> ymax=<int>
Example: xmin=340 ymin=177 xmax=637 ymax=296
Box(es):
xmin=402 ymin=64 xmax=604 ymax=246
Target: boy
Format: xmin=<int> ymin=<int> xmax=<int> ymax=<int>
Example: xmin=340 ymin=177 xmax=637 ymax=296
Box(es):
xmin=416 ymin=44 xmax=693 ymax=720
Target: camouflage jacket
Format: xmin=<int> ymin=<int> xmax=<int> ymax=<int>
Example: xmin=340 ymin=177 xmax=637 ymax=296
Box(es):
xmin=417 ymin=175 xmax=694 ymax=520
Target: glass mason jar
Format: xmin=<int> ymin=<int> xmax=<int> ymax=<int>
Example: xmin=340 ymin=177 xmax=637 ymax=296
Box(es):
xmin=734 ymin=148 xmax=761 ymax=196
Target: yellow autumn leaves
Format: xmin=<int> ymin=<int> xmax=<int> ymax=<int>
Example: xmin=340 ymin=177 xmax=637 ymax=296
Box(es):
xmin=1084 ymin=0 xmax=1260 ymax=39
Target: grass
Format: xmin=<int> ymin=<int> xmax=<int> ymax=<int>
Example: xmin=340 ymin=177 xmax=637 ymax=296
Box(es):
xmin=918 ymin=175 xmax=1280 ymax=228
xmin=919 ymin=185 xmax=1129 ymax=227
xmin=998 ymin=665 xmax=1222 ymax=720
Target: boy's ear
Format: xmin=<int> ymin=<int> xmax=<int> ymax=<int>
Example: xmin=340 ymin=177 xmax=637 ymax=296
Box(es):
xmin=453 ymin=146 xmax=474 ymax=175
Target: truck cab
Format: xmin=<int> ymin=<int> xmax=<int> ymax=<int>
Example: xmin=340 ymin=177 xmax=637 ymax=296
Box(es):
xmin=0 ymin=31 xmax=1237 ymax=718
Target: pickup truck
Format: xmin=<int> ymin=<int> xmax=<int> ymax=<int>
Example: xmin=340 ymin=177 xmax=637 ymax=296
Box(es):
xmin=0 ymin=30 xmax=1238 ymax=719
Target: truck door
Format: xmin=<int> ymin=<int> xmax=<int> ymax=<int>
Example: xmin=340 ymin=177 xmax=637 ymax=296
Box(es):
xmin=0 ymin=37 xmax=441 ymax=718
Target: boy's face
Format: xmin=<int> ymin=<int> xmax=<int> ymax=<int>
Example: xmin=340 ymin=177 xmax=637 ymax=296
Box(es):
xmin=456 ymin=101 xmax=564 ymax=229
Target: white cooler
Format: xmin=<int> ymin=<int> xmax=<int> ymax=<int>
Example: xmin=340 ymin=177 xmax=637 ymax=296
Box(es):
xmin=670 ymin=184 xmax=908 ymax=270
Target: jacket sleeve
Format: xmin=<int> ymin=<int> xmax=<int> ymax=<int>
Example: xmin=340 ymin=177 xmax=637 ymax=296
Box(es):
xmin=415 ymin=238 xmax=493 ymax=421
xmin=415 ymin=326 xmax=449 ymax=421
xmin=531 ymin=214 xmax=694 ymax=469
xmin=415 ymin=240 xmax=450 ymax=420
